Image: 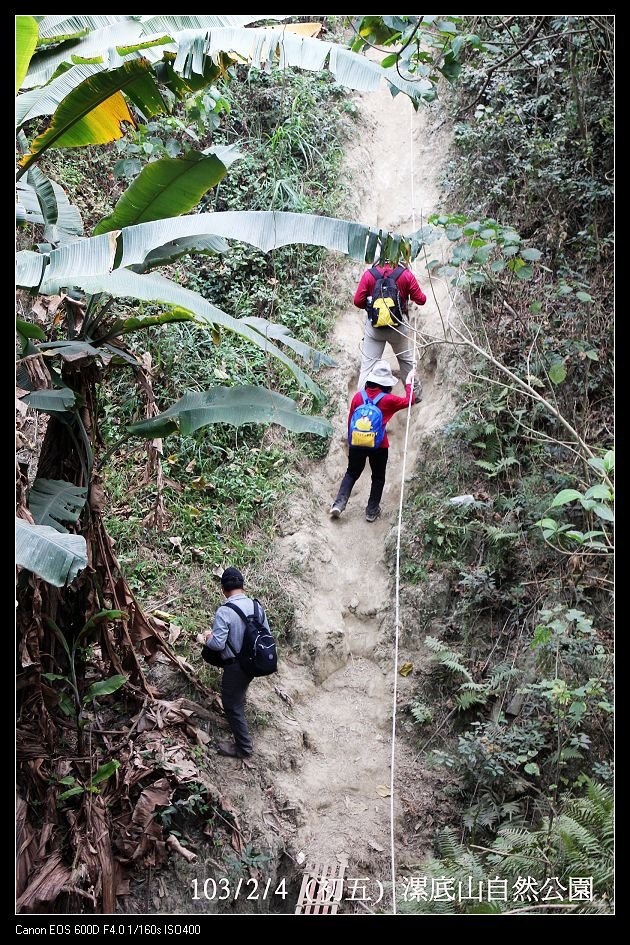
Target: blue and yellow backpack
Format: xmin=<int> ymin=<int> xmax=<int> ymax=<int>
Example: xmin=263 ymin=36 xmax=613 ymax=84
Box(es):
xmin=348 ymin=391 xmax=386 ymax=449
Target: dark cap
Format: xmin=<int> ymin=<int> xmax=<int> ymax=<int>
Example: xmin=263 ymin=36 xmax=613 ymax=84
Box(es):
xmin=221 ymin=567 xmax=244 ymax=591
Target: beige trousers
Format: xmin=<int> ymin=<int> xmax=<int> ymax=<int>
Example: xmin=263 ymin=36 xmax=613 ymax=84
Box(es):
xmin=358 ymin=316 xmax=421 ymax=397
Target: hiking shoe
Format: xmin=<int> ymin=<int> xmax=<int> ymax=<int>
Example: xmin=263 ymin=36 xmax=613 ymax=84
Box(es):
xmin=365 ymin=505 xmax=381 ymax=523
xmin=217 ymin=741 xmax=252 ymax=759
xmin=329 ymin=497 xmax=348 ymax=518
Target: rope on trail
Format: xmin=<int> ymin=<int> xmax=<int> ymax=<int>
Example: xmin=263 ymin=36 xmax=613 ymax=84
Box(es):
xmin=388 ymin=99 xmax=419 ymax=916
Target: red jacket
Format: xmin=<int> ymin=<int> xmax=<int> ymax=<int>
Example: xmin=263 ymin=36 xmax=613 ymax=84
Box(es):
xmin=348 ymin=384 xmax=415 ymax=449
xmin=353 ymin=264 xmax=427 ymax=312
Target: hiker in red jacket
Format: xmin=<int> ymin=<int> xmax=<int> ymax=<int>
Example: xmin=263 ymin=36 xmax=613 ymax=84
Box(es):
xmin=354 ymin=261 xmax=426 ymax=400
xmin=330 ymin=360 xmax=416 ymax=522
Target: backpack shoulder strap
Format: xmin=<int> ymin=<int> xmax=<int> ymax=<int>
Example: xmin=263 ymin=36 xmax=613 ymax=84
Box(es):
xmin=368 ymin=265 xmax=382 ymax=280
xmin=372 ymin=391 xmax=386 ymax=405
xmin=391 ymin=265 xmax=405 ymax=281
xmin=217 ymin=600 xmax=247 ymax=657
xmin=222 ymin=600 xmax=247 ymax=622
xmin=359 ymin=390 xmax=369 ymax=406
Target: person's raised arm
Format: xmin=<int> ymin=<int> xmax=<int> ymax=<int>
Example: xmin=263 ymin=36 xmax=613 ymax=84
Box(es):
xmin=197 ymin=606 xmax=230 ymax=649
xmin=406 ymin=270 xmax=427 ymax=306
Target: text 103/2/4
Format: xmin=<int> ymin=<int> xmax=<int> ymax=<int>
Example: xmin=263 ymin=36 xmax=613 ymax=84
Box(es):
xmin=192 ymin=877 xmax=288 ymax=901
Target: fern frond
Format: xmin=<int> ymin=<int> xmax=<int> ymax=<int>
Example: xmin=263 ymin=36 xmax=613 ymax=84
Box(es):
xmin=425 ymin=636 xmax=473 ymax=681
xmin=456 ymin=689 xmax=487 ymax=711
xmin=475 ymin=459 xmax=498 ymax=473
xmin=487 ymin=665 xmax=520 ymax=692
xmin=424 ymin=636 xmax=449 ymax=654
xmin=480 ymin=523 xmax=520 ymax=545
xmin=403 ymin=780 xmax=613 ymax=914
xmin=435 ymin=826 xmax=461 ymax=861
xmin=484 ymin=429 xmax=501 ymax=464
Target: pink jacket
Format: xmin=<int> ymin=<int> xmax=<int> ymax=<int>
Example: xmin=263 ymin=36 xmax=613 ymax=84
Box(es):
xmin=354 ymin=263 xmax=427 ymax=312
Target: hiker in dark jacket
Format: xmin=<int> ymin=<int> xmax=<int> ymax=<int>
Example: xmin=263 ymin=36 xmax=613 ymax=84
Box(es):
xmin=354 ymin=261 xmax=426 ymax=399
xmin=197 ymin=567 xmax=271 ymax=759
xmin=330 ymin=360 xmax=416 ymax=522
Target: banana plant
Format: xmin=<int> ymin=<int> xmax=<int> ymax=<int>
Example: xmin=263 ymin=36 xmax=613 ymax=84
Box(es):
xmin=15 ymin=15 xmax=427 ymax=591
xmin=15 ymin=518 xmax=88 ymax=587
xmin=17 ymin=210 xmax=425 ymax=295
xmin=44 ymin=610 xmax=127 ymax=753
xmin=21 ymin=16 xmax=433 ymax=104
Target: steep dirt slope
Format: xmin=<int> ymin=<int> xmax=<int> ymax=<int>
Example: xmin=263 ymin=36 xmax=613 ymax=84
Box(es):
xmin=243 ymin=81 xmax=464 ymax=876
xmin=153 ymin=75 xmax=467 ymax=917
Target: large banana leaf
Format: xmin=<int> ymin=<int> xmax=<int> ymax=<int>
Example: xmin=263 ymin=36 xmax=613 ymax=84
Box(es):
xmin=36 ymin=15 xmax=132 ymax=38
xmin=17 ymin=212 xmax=421 ymax=295
xmin=115 ymin=66 xmax=169 ymax=120
xmin=43 ymin=187 xmax=84 ymax=245
xmin=98 ymin=308 xmax=196 ymax=339
xmin=73 ymin=269 xmax=324 ymax=398
xmin=16 ymin=168 xmax=83 ymax=243
xmin=28 ymin=232 xmax=119 ymax=294
xmin=17 ymin=60 xmax=165 ymax=175
xmin=23 ymin=16 xmax=288 ymax=88
xmin=16 ymin=181 xmax=46 ymax=225
xmin=15 ymin=250 xmax=47 ymax=292
xmin=28 ymin=479 xmax=88 ymax=532
xmin=21 ymin=388 xmax=76 ymax=413
xmin=175 ymin=26 xmax=433 ymax=102
xmin=16 ymin=15 xmax=39 ymax=93
xmin=116 ymin=212 xmax=403 ymax=271
xmin=24 ymin=19 xmax=432 ymax=105
xmin=22 ymin=167 xmax=56 ymax=224
xmin=93 ymin=149 xmax=238 ymax=235
xmin=36 ymin=341 xmax=111 ymax=364
xmin=138 ymin=234 xmax=229 ymax=271
xmin=139 ymin=15 xmax=290 ymax=33
xmin=16 ymin=63 xmax=106 ymax=127
xmin=16 ymin=518 xmax=88 ymax=587
xmin=127 ymin=385 xmax=332 ymax=438
xmin=242 ymin=316 xmax=336 ymax=369
xmin=24 ymin=19 xmax=144 ymax=89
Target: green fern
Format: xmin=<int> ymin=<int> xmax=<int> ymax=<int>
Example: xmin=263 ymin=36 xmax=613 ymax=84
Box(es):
xmin=425 ymin=636 xmax=473 ymax=682
xmin=474 ymin=455 xmax=519 ymax=478
xmin=399 ymin=827 xmax=503 ymax=915
xmin=400 ymin=781 xmax=613 ymax=914
xmin=474 ymin=459 xmax=499 ymax=473
xmin=484 ymin=428 xmax=502 ymax=464
xmin=490 ymin=779 xmax=613 ymax=896
xmin=487 ymin=665 xmax=520 ymax=693
xmin=479 ymin=523 xmax=520 ymax=545
xmin=456 ymin=682 xmax=489 ymax=711
xmin=559 ymin=746 xmax=584 ymax=762
xmin=410 ymin=700 xmax=434 ymax=725
xmin=435 ymin=825 xmax=464 ymax=861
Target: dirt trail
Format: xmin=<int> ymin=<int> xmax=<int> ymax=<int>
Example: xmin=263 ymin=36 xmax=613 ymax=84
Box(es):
xmin=246 ymin=81 xmax=464 ymax=881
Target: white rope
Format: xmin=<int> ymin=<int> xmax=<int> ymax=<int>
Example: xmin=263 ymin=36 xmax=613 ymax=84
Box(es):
xmin=388 ymin=99 xmax=419 ymax=916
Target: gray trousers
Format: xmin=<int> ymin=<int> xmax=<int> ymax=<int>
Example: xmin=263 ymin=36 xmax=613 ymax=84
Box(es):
xmin=221 ymin=663 xmax=253 ymax=754
xmin=358 ymin=317 xmax=421 ymax=396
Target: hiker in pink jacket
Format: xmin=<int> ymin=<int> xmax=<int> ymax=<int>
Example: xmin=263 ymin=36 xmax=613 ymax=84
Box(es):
xmin=330 ymin=360 xmax=416 ymax=522
xmin=354 ymin=261 xmax=426 ymax=399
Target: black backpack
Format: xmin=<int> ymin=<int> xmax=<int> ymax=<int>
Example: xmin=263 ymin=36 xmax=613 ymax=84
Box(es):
xmin=223 ymin=599 xmax=278 ymax=678
xmin=367 ymin=264 xmax=406 ymax=328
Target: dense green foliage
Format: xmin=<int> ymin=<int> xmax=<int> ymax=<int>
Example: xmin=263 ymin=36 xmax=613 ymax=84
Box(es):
xmin=397 ymin=15 xmax=613 ymax=913
xmin=399 ymin=778 xmax=613 ymax=914
xmin=90 ymin=65 xmax=353 ymax=642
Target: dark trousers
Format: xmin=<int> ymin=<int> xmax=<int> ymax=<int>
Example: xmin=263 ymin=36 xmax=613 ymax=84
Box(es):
xmin=221 ymin=663 xmax=253 ymax=754
xmin=347 ymin=445 xmax=388 ymax=486
xmin=335 ymin=446 xmax=388 ymax=508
